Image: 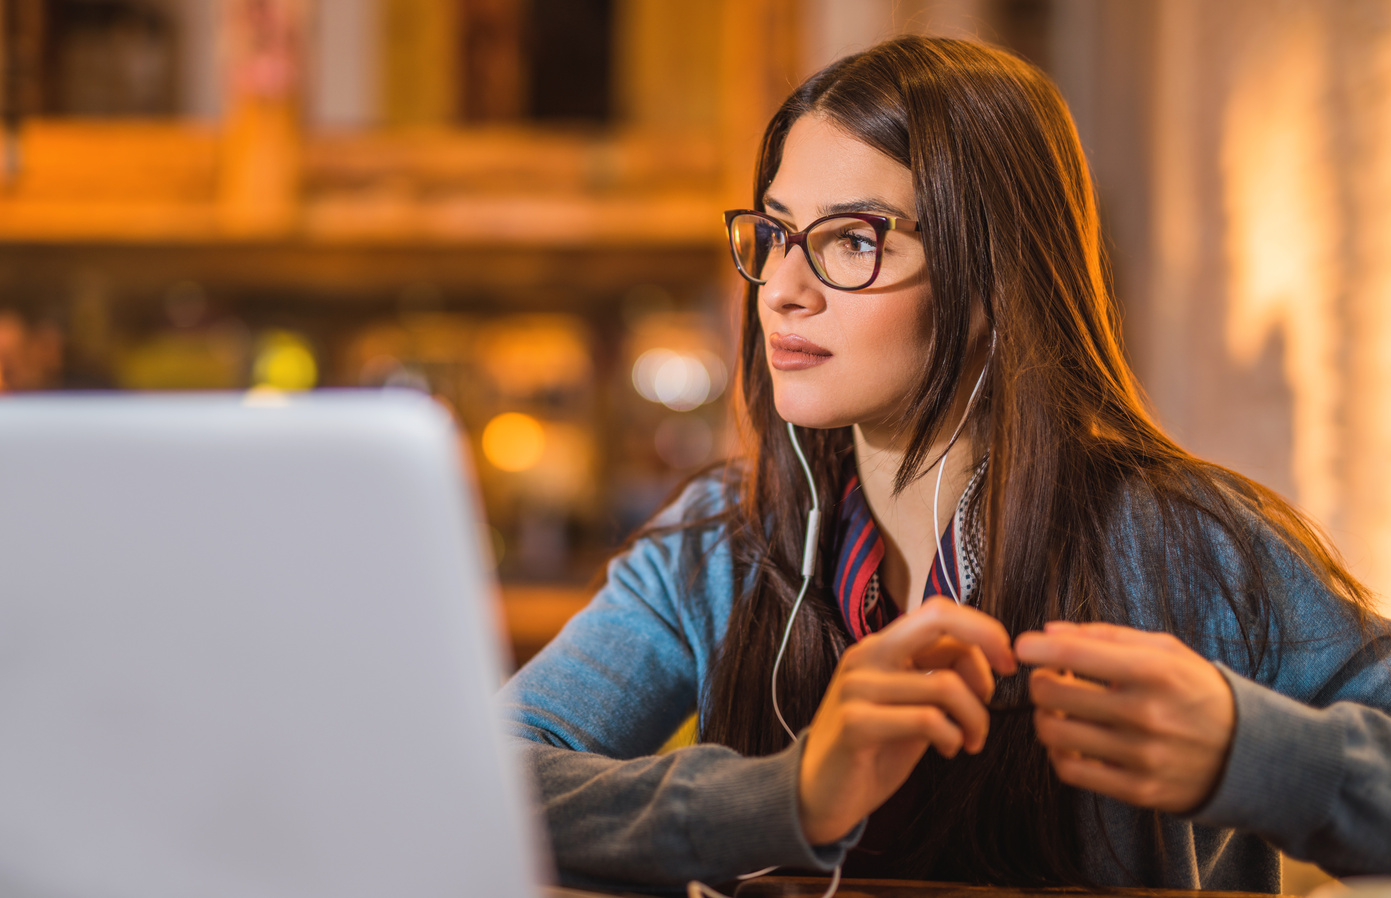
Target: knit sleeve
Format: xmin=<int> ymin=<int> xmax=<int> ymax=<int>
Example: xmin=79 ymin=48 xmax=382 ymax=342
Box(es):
xmin=1177 ymin=489 xmax=1391 ymax=876
xmin=1102 ymin=480 xmax=1391 ymax=880
xmin=1191 ymin=642 xmax=1391 ymax=876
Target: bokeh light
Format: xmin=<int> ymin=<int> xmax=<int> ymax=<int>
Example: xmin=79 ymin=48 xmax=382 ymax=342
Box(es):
xmin=482 ymin=412 xmax=546 ymax=472
xmin=251 ymin=331 xmax=318 ymax=391
xmin=631 ymin=348 xmax=727 ymax=411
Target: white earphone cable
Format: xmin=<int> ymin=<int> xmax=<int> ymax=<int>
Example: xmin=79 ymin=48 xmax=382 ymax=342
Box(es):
xmin=772 ymin=420 xmax=821 ymax=742
xmin=927 ymin=354 xmax=991 ymax=608
xmin=688 ymin=863 xmax=840 ymax=898
xmin=688 ymin=424 xmax=838 ymax=898
xmin=699 ymin=353 xmax=990 ymax=898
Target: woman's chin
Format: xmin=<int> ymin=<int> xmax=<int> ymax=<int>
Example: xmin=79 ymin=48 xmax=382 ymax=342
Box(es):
xmin=773 ymin=399 xmax=854 ymax=431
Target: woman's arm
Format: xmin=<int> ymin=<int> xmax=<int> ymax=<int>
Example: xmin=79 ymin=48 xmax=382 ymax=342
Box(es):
xmin=1017 ymin=555 xmax=1391 ymax=876
xmin=514 ymin=737 xmax=845 ymax=888
xmin=499 ymin=481 xmax=855 ymax=887
xmin=1197 ymin=658 xmax=1391 ymax=876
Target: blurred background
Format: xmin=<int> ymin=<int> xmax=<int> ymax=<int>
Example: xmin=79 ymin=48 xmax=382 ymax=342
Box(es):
xmin=0 ymin=0 xmax=1388 ymax=673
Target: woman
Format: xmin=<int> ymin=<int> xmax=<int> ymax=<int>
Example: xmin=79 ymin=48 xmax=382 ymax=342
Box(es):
xmin=501 ymin=36 xmax=1391 ymax=892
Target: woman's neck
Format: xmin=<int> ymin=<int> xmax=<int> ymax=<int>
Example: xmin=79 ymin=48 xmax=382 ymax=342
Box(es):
xmin=853 ymin=421 xmax=977 ymax=613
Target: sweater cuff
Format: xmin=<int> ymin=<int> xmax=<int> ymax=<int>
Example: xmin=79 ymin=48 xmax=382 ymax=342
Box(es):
xmin=1190 ymin=664 xmax=1343 ymax=840
xmin=688 ymin=735 xmax=863 ymax=874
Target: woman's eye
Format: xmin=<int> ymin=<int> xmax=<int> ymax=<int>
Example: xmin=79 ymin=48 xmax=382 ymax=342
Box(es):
xmin=838 ymin=230 xmax=876 ymax=253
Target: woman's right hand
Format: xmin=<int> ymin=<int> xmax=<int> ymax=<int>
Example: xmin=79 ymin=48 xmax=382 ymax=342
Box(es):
xmin=797 ymin=597 xmax=1017 ymax=845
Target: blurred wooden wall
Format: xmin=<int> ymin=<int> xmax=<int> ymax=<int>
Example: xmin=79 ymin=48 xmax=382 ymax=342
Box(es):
xmin=1051 ymin=0 xmax=1391 ymax=613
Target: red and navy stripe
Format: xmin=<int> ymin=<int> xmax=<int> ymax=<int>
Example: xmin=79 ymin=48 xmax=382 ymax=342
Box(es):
xmin=832 ymin=474 xmax=960 ymax=642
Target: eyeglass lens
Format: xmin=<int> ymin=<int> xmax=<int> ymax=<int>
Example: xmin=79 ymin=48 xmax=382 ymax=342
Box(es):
xmin=729 ymin=214 xmax=898 ymax=290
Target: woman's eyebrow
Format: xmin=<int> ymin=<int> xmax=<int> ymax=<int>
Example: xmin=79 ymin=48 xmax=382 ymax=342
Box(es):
xmin=760 ymin=194 xmax=913 ymax=220
xmin=761 ymin=195 xmax=793 ymax=216
xmin=821 ymin=198 xmax=913 ymax=219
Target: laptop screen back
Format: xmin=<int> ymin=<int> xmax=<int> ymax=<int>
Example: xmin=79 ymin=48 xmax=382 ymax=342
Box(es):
xmin=0 ymin=392 xmax=544 ymax=898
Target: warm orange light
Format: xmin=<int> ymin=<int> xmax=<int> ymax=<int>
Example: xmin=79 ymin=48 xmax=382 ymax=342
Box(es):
xmin=1223 ymin=19 xmax=1336 ymax=524
xmin=482 ymin=413 xmax=545 ymax=472
xmin=1216 ymin=11 xmax=1391 ymax=610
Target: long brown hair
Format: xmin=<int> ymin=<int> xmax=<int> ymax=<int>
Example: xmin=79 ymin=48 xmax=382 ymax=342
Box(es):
xmin=689 ymin=36 xmax=1374 ymax=885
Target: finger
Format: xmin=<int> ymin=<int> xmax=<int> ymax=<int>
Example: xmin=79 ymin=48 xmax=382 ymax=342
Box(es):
xmin=948 ymin=642 xmax=996 ymax=705
xmin=1032 ymin=707 xmax=1150 ymax=770
xmin=868 ymin=597 xmax=1016 ymax=674
xmin=1044 ymin=620 xmax=1177 ymax=650
xmin=1014 ymin=630 xmax=1163 ymax=685
xmin=839 ymin=670 xmax=992 ymax=753
xmin=1047 ymin=750 xmax=1159 ymax=809
xmin=1028 ymin=668 xmax=1135 ymax=726
xmin=840 ymin=704 xmax=966 ymax=758
xmin=912 ymin=636 xmax=995 ymax=702
xmin=839 ymin=667 xmax=974 ymax=707
xmin=912 ymin=633 xmax=972 ymax=669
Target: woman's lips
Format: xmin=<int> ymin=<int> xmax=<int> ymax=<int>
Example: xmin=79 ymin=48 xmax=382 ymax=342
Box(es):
xmin=768 ymin=333 xmax=832 ymax=371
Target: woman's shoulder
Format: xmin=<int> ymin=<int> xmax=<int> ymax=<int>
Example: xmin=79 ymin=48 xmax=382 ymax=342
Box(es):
xmin=1106 ymin=463 xmax=1304 ymax=561
xmin=1104 ymin=464 xmax=1383 ymax=670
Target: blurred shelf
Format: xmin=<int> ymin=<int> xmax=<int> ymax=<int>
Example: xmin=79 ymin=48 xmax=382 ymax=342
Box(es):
xmin=0 ymin=241 xmax=725 ymax=300
xmin=301 ymin=190 xmax=721 ymax=248
xmin=6 ymin=121 xmax=221 ymax=202
xmin=0 ymin=120 xmax=729 ymax=248
xmin=305 ymin=126 xmax=721 ymax=195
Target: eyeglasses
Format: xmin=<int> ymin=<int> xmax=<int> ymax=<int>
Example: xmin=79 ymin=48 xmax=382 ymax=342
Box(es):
xmin=724 ymin=209 xmax=922 ymax=291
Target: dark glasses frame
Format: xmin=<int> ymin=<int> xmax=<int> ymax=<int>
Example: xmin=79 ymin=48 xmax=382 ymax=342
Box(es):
xmin=723 ymin=209 xmax=922 ymax=291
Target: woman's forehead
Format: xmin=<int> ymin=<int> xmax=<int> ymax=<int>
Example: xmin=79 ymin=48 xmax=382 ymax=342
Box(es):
xmin=765 ymin=115 xmax=915 ymax=220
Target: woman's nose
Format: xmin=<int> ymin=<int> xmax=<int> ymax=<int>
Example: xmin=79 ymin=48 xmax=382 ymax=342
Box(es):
xmin=759 ymin=246 xmax=826 ymax=314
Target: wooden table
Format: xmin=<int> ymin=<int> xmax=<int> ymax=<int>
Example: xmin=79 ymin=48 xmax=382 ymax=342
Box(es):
xmin=551 ymin=876 xmax=1283 ymax=898
xmin=727 ymin=877 xmax=1281 ymax=897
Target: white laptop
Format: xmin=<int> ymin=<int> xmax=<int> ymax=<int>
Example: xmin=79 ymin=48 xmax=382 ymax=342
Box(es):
xmin=0 ymin=391 xmax=552 ymax=898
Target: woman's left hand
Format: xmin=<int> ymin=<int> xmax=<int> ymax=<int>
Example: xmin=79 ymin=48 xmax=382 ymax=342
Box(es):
xmin=1013 ymin=621 xmax=1235 ymax=814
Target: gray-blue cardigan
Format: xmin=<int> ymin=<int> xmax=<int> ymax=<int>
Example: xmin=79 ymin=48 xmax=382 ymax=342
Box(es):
xmin=501 ymin=475 xmax=1391 ymax=892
